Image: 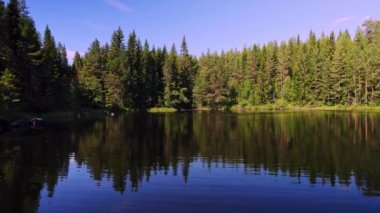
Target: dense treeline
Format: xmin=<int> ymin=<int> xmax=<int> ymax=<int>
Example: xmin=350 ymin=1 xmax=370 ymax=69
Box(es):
xmin=0 ymin=0 xmax=71 ymax=112
xmin=73 ymin=30 xmax=196 ymax=110
xmin=195 ymin=23 xmax=380 ymax=108
xmin=1 ymin=0 xmax=380 ymax=112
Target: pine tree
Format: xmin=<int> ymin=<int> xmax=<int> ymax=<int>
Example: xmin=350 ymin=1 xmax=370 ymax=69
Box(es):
xmin=325 ymin=32 xmax=336 ymax=104
xmin=152 ymin=46 xmax=167 ymax=105
xmin=305 ymin=31 xmax=318 ymax=103
xmin=125 ymin=31 xmax=144 ymax=108
xmin=316 ymin=33 xmax=333 ymax=104
xmin=80 ymin=39 xmax=105 ymax=107
xmin=246 ymin=45 xmax=261 ymax=104
xmin=5 ymin=0 xmax=21 ymax=56
xmin=56 ymin=43 xmax=71 ymax=105
xmin=262 ymin=43 xmax=277 ymax=103
xmin=177 ymin=36 xmax=194 ymax=108
xmin=331 ymin=31 xmax=354 ymax=105
xmin=286 ymin=37 xmax=302 ymax=102
xmin=105 ymin=28 xmax=126 ymax=109
xmin=163 ymin=44 xmax=180 ymax=108
xmin=141 ymin=40 xmax=154 ymax=107
xmin=4 ymin=0 xmax=24 ymax=104
xmin=20 ymin=17 xmax=42 ymax=109
xmin=276 ymin=41 xmax=290 ymax=99
xmin=71 ymin=51 xmax=82 ymax=106
xmin=363 ymin=20 xmax=380 ymax=104
xmin=0 ymin=0 xmax=9 ymax=72
xmin=40 ymin=26 xmax=59 ymax=109
xmin=352 ymin=29 xmax=369 ymax=105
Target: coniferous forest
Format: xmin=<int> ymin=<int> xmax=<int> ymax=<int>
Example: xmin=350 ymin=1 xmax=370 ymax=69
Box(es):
xmin=1 ymin=0 xmax=380 ymax=113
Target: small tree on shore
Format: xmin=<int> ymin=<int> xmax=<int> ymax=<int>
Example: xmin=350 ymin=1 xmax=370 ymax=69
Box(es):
xmin=0 ymin=68 xmax=18 ymax=111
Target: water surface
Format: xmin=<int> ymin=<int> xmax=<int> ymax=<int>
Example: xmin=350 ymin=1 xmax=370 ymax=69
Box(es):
xmin=0 ymin=112 xmax=380 ymax=212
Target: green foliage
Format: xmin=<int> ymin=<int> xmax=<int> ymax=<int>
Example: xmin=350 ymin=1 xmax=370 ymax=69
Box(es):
xmin=79 ymin=39 xmax=105 ymax=108
xmin=1 ymin=0 xmax=380 ymax=112
xmin=0 ymin=68 xmax=18 ymax=110
xmin=193 ymin=22 xmax=380 ymax=110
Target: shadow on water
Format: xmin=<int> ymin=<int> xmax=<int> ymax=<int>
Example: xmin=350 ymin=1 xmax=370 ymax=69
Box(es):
xmin=0 ymin=111 xmax=380 ymax=212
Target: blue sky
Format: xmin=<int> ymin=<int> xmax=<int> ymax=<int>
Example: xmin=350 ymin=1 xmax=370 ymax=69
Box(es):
xmin=18 ymin=0 xmax=380 ymax=60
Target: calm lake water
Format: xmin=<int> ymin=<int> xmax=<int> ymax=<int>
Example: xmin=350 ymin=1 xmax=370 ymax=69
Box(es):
xmin=1 ymin=112 xmax=380 ymax=212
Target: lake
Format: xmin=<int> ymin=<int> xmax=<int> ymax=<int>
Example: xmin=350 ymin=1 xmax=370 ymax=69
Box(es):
xmin=0 ymin=112 xmax=380 ymax=212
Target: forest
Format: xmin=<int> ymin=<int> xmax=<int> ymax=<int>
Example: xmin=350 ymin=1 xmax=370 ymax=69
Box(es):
xmin=1 ymin=0 xmax=380 ymax=113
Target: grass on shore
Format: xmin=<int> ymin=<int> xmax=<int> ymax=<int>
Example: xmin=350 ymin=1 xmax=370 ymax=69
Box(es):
xmin=230 ymin=104 xmax=380 ymax=113
xmin=148 ymin=107 xmax=177 ymax=113
xmin=2 ymin=104 xmax=380 ymax=122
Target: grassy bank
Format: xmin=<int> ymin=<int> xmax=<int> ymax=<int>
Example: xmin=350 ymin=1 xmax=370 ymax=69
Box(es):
xmin=3 ymin=105 xmax=380 ymax=122
xmin=148 ymin=107 xmax=177 ymax=113
xmin=230 ymin=104 xmax=380 ymax=113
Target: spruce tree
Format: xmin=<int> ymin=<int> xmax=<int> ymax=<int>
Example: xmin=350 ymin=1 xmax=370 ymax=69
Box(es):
xmin=105 ymin=28 xmax=126 ymax=109
xmin=125 ymin=31 xmax=144 ymax=108
xmin=56 ymin=43 xmax=71 ymax=105
xmin=363 ymin=20 xmax=380 ymax=104
xmin=177 ymin=36 xmax=194 ymax=108
xmin=305 ymin=31 xmax=318 ymax=103
xmin=40 ymin=26 xmax=59 ymax=109
xmin=20 ymin=17 xmax=42 ymax=109
xmin=80 ymin=39 xmax=105 ymax=107
xmin=317 ymin=34 xmax=333 ymax=104
xmin=163 ymin=44 xmax=179 ymax=108
xmin=0 ymin=0 xmax=9 ymax=72
xmin=5 ymin=0 xmax=21 ymax=56
xmin=72 ymin=52 xmax=82 ymax=106
xmin=276 ymin=41 xmax=290 ymax=99
xmin=352 ymin=29 xmax=369 ymax=105
xmin=153 ymin=46 xmax=167 ymax=105
xmin=331 ymin=31 xmax=354 ymax=105
xmin=141 ymin=40 xmax=154 ymax=107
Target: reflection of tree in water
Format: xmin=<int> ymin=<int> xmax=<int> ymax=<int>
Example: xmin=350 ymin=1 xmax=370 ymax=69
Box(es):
xmin=193 ymin=112 xmax=380 ymax=196
xmin=0 ymin=123 xmax=76 ymax=213
xmin=0 ymin=112 xmax=380 ymax=212
xmin=75 ymin=113 xmax=197 ymax=192
xmin=75 ymin=112 xmax=380 ymax=195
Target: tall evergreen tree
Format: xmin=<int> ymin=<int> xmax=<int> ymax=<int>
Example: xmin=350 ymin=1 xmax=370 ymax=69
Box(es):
xmin=79 ymin=39 xmax=105 ymax=107
xmin=177 ymin=36 xmax=194 ymax=108
xmin=71 ymin=51 xmax=82 ymax=106
xmin=276 ymin=41 xmax=290 ymax=99
xmin=163 ymin=44 xmax=180 ymax=108
xmin=0 ymin=0 xmax=9 ymax=72
xmin=105 ymin=28 xmax=126 ymax=109
xmin=56 ymin=42 xmax=71 ymax=105
xmin=152 ymin=46 xmax=167 ymax=105
xmin=125 ymin=31 xmax=144 ymax=108
xmin=363 ymin=20 xmax=380 ymax=104
xmin=331 ymin=31 xmax=354 ymax=105
xmin=352 ymin=29 xmax=368 ymax=104
xmin=141 ymin=40 xmax=154 ymax=107
xmin=305 ymin=31 xmax=318 ymax=103
xmin=40 ymin=26 xmax=59 ymax=109
xmin=316 ymin=34 xmax=333 ymax=103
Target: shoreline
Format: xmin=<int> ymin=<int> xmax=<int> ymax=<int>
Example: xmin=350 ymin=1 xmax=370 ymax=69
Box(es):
xmin=2 ymin=105 xmax=380 ymax=120
xmin=148 ymin=105 xmax=380 ymax=113
xmin=229 ymin=105 xmax=380 ymax=113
